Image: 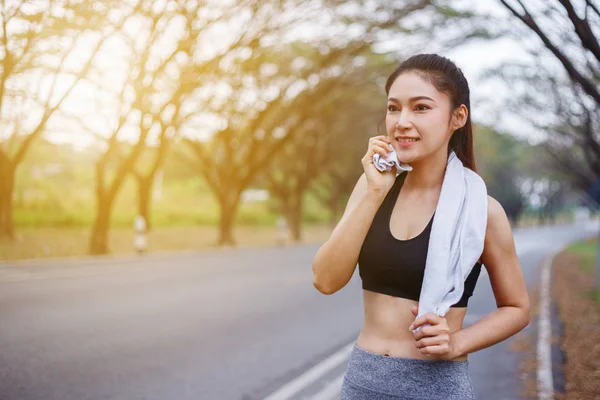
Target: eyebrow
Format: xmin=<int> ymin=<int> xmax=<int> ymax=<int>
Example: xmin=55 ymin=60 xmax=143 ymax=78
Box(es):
xmin=388 ymin=96 xmax=436 ymax=103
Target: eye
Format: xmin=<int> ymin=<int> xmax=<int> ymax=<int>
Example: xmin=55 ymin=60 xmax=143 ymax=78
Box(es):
xmin=387 ymin=104 xmax=398 ymax=112
xmin=415 ymin=104 xmax=430 ymax=111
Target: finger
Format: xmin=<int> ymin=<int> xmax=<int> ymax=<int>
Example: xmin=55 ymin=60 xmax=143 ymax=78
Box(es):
xmin=363 ymin=144 xmax=386 ymax=161
xmin=370 ymin=135 xmax=390 ymax=143
xmin=415 ymin=324 xmax=451 ymax=340
xmin=420 ymin=344 xmax=449 ymax=356
xmin=369 ymin=144 xmax=393 ymax=158
xmin=415 ymin=336 xmax=441 ymax=349
xmin=410 ymin=313 xmax=443 ymax=330
xmin=413 ymin=324 xmax=450 ymax=340
xmin=370 ymin=140 xmax=394 ymax=153
xmin=369 ymin=135 xmax=392 ymax=145
xmin=415 ymin=333 xmax=450 ymax=349
xmin=413 ymin=325 xmax=437 ymax=340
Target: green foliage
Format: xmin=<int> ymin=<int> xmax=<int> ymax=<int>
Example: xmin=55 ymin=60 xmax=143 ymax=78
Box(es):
xmin=13 ymin=139 xmax=331 ymax=228
xmin=567 ymin=239 xmax=598 ymax=275
xmin=473 ymin=125 xmax=531 ymax=222
xmin=567 ymin=239 xmax=600 ymax=304
xmin=13 ymin=123 xmax=564 ymax=230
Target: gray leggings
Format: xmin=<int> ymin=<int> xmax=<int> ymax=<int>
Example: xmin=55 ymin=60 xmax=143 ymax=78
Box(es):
xmin=340 ymin=343 xmax=475 ymax=400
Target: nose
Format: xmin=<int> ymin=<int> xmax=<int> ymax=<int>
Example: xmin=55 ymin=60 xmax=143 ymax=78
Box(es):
xmin=395 ymin=110 xmax=412 ymax=131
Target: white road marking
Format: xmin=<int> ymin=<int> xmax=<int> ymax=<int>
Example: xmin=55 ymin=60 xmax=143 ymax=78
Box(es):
xmin=537 ymin=249 xmax=563 ymax=400
xmin=310 ymin=374 xmax=346 ymax=400
xmin=263 ymin=342 xmax=354 ymax=400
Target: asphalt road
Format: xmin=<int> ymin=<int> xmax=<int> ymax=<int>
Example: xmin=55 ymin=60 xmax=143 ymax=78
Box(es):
xmin=0 ymin=220 xmax=597 ymax=400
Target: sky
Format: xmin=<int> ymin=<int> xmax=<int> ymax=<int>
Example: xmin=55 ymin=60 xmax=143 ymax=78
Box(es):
xmin=444 ymin=1 xmax=545 ymax=142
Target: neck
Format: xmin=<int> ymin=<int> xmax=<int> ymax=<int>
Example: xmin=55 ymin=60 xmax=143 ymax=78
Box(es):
xmin=403 ymin=147 xmax=450 ymax=191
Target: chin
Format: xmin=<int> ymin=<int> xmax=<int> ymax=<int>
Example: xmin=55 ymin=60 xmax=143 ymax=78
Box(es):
xmin=396 ymin=149 xmax=419 ymax=164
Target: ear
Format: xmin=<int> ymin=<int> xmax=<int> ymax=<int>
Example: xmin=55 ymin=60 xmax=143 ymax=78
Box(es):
xmin=452 ymin=105 xmax=468 ymax=131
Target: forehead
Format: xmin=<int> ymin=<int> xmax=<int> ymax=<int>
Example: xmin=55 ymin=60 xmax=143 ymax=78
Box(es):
xmin=388 ymin=72 xmax=443 ymax=101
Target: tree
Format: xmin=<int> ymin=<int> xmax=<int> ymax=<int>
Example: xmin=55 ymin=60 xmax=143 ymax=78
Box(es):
xmin=262 ymin=104 xmax=334 ymax=242
xmin=473 ymin=125 xmax=532 ymax=225
xmin=78 ymin=0 xmax=190 ymax=254
xmin=0 ymin=0 xmax=122 ymax=239
xmin=493 ymin=0 xmax=600 ymax=203
xmin=184 ymin=64 xmax=347 ymax=246
xmin=181 ymin=0 xmax=449 ymax=246
xmin=67 ymin=0 xmax=255 ymax=254
xmin=499 ymin=0 xmax=600 ymax=106
xmin=309 ymin=64 xmax=390 ymax=227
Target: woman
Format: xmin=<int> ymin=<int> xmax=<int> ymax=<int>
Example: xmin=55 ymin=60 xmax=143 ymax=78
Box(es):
xmin=311 ymin=54 xmax=530 ymax=399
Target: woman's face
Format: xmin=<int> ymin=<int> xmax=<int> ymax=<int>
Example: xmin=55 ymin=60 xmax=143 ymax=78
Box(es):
xmin=385 ymin=72 xmax=464 ymax=163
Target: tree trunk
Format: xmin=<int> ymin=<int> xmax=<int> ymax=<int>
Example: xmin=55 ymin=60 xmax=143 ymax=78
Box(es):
xmin=594 ymin=216 xmax=600 ymax=292
xmin=217 ymin=194 xmax=241 ymax=247
xmin=538 ymin=212 xmax=546 ymax=226
xmin=0 ymin=169 xmax=15 ymax=240
xmin=89 ymin=196 xmax=114 ymax=255
xmin=138 ymin=176 xmax=154 ymax=231
xmin=285 ymin=195 xmax=304 ymax=243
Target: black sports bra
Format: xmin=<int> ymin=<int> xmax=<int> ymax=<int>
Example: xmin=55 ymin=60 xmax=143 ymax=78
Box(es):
xmin=357 ymin=172 xmax=482 ymax=308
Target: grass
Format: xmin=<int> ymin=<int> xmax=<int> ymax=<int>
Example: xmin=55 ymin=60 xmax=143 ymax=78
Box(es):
xmin=7 ymin=175 xmax=339 ymax=260
xmin=551 ymin=238 xmax=600 ymax=399
xmin=6 ymin=183 xmax=336 ymax=261
xmin=567 ymin=238 xmax=600 ymax=304
xmin=7 ymin=170 xmax=596 ymax=262
xmin=566 ymin=238 xmax=600 ymax=305
xmin=566 ymin=239 xmax=598 ymax=275
xmin=0 ymin=224 xmax=335 ymax=261
xmin=13 ymin=177 xmax=333 ymax=228
xmin=587 ymin=289 xmax=600 ymax=303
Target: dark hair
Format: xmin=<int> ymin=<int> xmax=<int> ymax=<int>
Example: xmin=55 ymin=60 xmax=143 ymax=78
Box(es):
xmin=384 ymin=53 xmax=477 ymax=172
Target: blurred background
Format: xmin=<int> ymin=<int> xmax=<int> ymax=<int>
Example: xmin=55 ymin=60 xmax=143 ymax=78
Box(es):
xmin=0 ymin=1 xmax=600 ymax=400
xmin=0 ymin=0 xmax=598 ymax=260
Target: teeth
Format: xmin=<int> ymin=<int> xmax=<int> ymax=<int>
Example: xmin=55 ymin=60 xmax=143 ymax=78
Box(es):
xmin=397 ymin=138 xmax=418 ymax=142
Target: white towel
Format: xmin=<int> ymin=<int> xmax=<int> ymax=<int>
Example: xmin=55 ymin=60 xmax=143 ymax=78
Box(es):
xmin=371 ymin=150 xmax=488 ymax=330
xmin=373 ymin=148 xmax=413 ymax=172
xmin=410 ymin=151 xmax=488 ymax=333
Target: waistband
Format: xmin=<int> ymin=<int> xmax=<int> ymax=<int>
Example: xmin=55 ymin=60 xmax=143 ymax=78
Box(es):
xmin=343 ymin=343 xmax=473 ymax=399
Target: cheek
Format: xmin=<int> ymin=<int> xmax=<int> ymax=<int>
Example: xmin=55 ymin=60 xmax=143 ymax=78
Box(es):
xmin=385 ymin=114 xmax=396 ymax=131
xmin=421 ymin=114 xmax=450 ymax=139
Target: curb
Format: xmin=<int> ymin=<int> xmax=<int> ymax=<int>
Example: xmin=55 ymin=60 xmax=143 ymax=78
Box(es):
xmin=537 ymin=231 xmax=597 ymax=400
xmin=537 ymin=249 xmax=562 ymax=400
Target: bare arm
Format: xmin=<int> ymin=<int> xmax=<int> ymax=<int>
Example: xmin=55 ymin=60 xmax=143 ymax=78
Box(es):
xmin=451 ymin=196 xmax=531 ymax=357
xmin=312 ymin=173 xmax=387 ymax=294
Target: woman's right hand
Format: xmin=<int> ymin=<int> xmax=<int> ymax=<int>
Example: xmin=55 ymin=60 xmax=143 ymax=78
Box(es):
xmin=361 ymin=135 xmax=397 ymax=196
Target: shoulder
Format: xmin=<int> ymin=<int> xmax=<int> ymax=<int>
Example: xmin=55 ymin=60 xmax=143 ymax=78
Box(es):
xmin=486 ymin=195 xmax=507 ymax=225
xmin=480 ymin=195 xmax=516 ymax=263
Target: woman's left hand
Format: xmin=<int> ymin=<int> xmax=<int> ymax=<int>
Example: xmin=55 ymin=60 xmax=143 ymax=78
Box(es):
xmin=409 ymin=305 xmax=459 ymax=360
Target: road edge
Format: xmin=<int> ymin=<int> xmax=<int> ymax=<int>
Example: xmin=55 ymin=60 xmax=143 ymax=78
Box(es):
xmin=537 ymin=250 xmax=559 ymax=400
xmin=1 ymin=241 xmax=323 ymax=268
